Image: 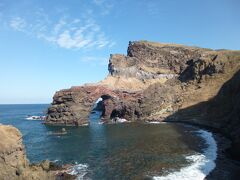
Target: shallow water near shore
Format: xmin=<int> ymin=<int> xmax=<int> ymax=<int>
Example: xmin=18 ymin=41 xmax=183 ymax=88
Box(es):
xmin=0 ymin=104 xmax=216 ymax=179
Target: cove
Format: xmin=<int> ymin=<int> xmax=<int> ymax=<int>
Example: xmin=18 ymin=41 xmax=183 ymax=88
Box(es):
xmin=0 ymin=104 xmax=217 ymax=179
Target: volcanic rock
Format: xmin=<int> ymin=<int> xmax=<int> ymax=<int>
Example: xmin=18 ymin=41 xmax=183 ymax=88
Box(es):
xmin=0 ymin=125 xmax=55 ymax=180
xmin=45 ymin=40 xmax=240 ymax=160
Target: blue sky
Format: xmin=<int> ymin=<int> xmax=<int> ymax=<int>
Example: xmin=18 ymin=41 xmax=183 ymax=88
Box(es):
xmin=0 ymin=0 xmax=239 ymax=104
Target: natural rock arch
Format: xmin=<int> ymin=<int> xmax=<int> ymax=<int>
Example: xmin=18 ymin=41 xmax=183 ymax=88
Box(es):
xmin=45 ymin=85 xmax=142 ymax=126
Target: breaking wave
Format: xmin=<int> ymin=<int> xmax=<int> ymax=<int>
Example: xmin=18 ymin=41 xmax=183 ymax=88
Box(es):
xmin=26 ymin=115 xmax=45 ymax=120
xmin=146 ymin=121 xmax=167 ymax=124
xmin=66 ymin=129 xmax=217 ymax=180
xmin=67 ymin=163 xmax=90 ymax=180
xmin=153 ymin=129 xmax=217 ymax=180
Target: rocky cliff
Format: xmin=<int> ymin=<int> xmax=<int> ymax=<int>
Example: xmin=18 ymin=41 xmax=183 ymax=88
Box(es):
xmin=46 ymin=41 xmax=240 ymax=125
xmin=45 ymin=40 xmax=240 ymax=157
xmin=46 ymin=85 xmax=142 ymax=125
xmin=166 ymin=70 xmax=240 ymax=160
xmin=0 ymin=124 xmax=75 ymax=180
xmin=0 ymin=125 xmax=55 ymax=180
xmin=2 ymin=40 xmax=237 ymax=179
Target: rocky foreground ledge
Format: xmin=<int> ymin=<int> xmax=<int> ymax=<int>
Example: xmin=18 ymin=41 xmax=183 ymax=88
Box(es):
xmin=45 ymin=40 xmax=240 ymax=160
xmin=0 ymin=124 xmax=75 ymax=180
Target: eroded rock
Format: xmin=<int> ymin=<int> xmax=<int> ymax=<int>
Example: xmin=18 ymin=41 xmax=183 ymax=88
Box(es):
xmin=45 ymin=85 xmax=142 ymax=125
xmin=0 ymin=125 xmax=56 ymax=180
xmin=46 ymin=41 xmax=240 ymax=127
xmin=45 ymin=40 xmax=240 ymax=162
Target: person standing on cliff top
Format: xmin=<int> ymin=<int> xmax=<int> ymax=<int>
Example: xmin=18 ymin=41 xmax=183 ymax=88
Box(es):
xmin=108 ymin=60 xmax=114 ymax=75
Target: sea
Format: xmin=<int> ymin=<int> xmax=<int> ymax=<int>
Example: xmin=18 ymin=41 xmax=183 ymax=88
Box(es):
xmin=0 ymin=104 xmax=217 ymax=180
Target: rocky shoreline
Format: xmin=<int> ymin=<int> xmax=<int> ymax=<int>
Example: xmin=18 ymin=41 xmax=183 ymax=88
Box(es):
xmin=163 ymin=121 xmax=240 ymax=180
xmin=0 ymin=124 xmax=76 ymax=180
xmin=206 ymin=133 xmax=240 ymax=180
xmin=1 ymin=122 xmax=239 ymax=179
xmin=45 ymin=41 xmax=240 ymax=161
xmin=42 ymin=40 xmax=240 ymax=179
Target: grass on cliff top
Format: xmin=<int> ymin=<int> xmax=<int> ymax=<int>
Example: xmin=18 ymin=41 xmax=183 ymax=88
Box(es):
xmin=136 ymin=40 xmax=240 ymax=52
xmin=135 ymin=40 xmax=213 ymax=51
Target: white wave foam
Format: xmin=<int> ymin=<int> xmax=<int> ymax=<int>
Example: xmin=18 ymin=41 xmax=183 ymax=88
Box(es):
xmin=148 ymin=121 xmax=161 ymax=124
xmin=146 ymin=121 xmax=167 ymax=124
xmin=26 ymin=115 xmax=45 ymax=120
xmin=153 ymin=129 xmax=217 ymax=180
xmin=67 ymin=163 xmax=89 ymax=180
xmin=52 ymin=159 xmax=59 ymax=163
xmin=116 ymin=117 xmax=128 ymax=123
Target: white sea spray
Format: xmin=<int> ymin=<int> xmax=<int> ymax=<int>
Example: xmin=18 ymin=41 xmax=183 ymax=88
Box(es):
xmin=67 ymin=163 xmax=90 ymax=180
xmin=153 ymin=129 xmax=217 ymax=180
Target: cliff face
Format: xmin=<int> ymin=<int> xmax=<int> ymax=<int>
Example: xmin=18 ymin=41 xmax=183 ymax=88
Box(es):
xmin=46 ymin=41 xmax=240 ymax=126
xmin=166 ymin=70 xmax=240 ymax=160
xmin=45 ymin=40 xmax=240 ymax=158
xmin=141 ymin=50 xmax=240 ymax=120
xmin=109 ymin=42 xmax=200 ymax=77
xmin=0 ymin=125 xmax=55 ymax=180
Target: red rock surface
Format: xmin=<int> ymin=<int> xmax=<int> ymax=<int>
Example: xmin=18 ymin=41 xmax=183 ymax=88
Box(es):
xmin=46 ymin=85 xmax=142 ymax=125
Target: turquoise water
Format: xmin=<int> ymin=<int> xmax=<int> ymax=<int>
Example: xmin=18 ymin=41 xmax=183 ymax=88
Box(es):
xmin=0 ymin=104 xmax=206 ymax=179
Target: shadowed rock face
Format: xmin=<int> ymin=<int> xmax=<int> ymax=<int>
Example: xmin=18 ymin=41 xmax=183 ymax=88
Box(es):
xmin=166 ymin=70 xmax=240 ymax=160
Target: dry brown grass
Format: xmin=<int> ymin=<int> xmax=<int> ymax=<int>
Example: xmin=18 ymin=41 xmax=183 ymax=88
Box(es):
xmin=99 ymin=75 xmax=167 ymax=91
xmin=136 ymin=40 xmax=210 ymax=50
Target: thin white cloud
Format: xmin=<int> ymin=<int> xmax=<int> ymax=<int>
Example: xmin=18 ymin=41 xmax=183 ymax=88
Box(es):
xmin=56 ymin=30 xmax=91 ymax=49
xmin=8 ymin=14 xmax=115 ymax=50
xmin=9 ymin=17 xmax=27 ymax=31
xmin=42 ymin=18 xmax=113 ymax=49
xmin=53 ymin=19 xmax=66 ymax=34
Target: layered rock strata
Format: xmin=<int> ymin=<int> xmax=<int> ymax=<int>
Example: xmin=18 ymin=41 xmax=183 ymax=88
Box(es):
xmin=46 ymin=40 xmax=240 ymax=159
xmin=46 ymin=41 xmax=240 ymax=125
